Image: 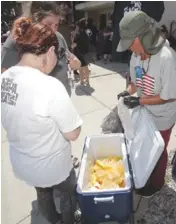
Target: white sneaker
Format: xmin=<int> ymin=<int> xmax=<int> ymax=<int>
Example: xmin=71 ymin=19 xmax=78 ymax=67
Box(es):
xmin=74 ymin=209 xmax=82 ymax=223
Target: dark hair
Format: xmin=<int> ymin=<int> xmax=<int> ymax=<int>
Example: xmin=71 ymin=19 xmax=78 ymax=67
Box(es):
xmin=12 ymin=17 xmax=58 ymax=55
xmin=77 ymin=18 xmax=86 ymax=30
xmin=87 ymin=18 xmax=93 ymax=26
xmin=161 ymin=25 xmax=169 ymax=35
xmin=31 ymin=1 xmax=60 ymax=22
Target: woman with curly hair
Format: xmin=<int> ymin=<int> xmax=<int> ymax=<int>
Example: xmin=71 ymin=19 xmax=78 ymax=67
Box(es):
xmin=1 ymin=17 xmax=83 ymax=224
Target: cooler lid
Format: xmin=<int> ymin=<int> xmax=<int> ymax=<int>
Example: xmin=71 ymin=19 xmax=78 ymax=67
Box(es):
xmin=118 ymin=98 xmax=165 ymax=189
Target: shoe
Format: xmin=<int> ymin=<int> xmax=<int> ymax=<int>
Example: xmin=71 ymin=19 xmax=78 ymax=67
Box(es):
xmin=56 ymin=221 xmax=64 ymax=224
xmin=72 ymin=157 xmax=80 ymax=169
xmin=84 ymin=81 xmax=90 ymax=87
xmin=136 ymin=185 xmax=162 ymax=198
xmin=55 ymin=210 xmax=81 ymax=224
xmin=80 ymin=82 xmax=85 ymax=86
xmin=74 ymin=209 xmax=82 ymax=224
xmin=55 ymin=213 xmax=64 ymax=224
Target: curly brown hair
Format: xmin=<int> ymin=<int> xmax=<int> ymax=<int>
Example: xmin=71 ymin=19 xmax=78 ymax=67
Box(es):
xmin=12 ymin=17 xmax=58 ymax=55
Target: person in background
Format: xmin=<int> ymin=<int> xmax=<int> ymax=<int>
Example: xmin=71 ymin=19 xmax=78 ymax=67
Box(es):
xmin=72 ymin=19 xmax=90 ymax=86
xmin=161 ymin=25 xmax=170 ymax=47
xmin=69 ymin=23 xmax=80 ymax=82
xmin=112 ymin=1 xmax=165 ymax=63
xmin=161 ymin=22 xmax=176 ymax=51
xmin=1 ymin=1 xmax=81 ymax=96
xmin=86 ymin=18 xmax=98 ymax=49
xmin=1 ymin=1 xmax=81 ymax=168
xmin=1 ymin=17 xmax=83 ymax=224
xmin=70 ymin=23 xmax=76 ymax=43
xmin=96 ymin=26 xmax=104 ymax=60
xmin=103 ymin=20 xmax=113 ymax=64
xmin=86 ymin=18 xmax=98 ymax=61
xmin=117 ymin=11 xmax=176 ymax=197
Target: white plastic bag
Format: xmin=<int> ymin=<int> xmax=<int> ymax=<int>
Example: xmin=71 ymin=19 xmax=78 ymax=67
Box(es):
xmin=117 ymin=97 xmax=134 ymax=141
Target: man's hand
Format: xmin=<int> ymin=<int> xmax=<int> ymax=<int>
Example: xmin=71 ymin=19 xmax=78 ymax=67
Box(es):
xmin=124 ymin=96 xmax=140 ymax=109
xmin=68 ymin=53 xmax=81 ymax=71
xmin=117 ymin=90 xmax=130 ymax=100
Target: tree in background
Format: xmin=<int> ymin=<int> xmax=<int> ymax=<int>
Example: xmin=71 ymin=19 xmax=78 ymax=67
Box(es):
xmin=1 ymin=1 xmax=72 ymax=32
xmin=1 ymin=1 xmax=82 ymax=45
xmin=1 ymin=1 xmax=21 ymax=34
xmin=19 ymin=1 xmax=32 ymax=16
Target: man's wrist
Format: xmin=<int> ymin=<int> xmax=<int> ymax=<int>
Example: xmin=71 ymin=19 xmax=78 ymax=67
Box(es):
xmin=139 ymin=97 xmax=143 ymax=105
xmin=139 ymin=95 xmax=166 ymax=105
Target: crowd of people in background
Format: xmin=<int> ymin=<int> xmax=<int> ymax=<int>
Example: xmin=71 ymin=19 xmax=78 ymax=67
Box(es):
xmin=69 ymin=17 xmax=114 ymax=66
xmin=67 ymin=9 xmax=176 ymax=86
xmin=1 ymin=1 xmax=176 ymax=224
xmin=67 ymin=17 xmax=115 ymax=86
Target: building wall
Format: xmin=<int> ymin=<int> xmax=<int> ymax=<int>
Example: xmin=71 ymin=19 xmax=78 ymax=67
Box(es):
xmin=159 ymin=1 xmax=176 ymax=29
xmin=84 ymin=7 xmax=112 ymax=28
xmin=76 ymin=1 xmax=176 ymax=30
xmin=85 ymin=11 xmax=99 ymax=24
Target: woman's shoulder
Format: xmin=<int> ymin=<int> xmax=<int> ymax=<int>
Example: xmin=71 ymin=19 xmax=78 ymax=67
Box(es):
xmin=48 ymin=76 xmax=66 ymax=89
xmin=2 ymin=66 xmax=54 ymax=81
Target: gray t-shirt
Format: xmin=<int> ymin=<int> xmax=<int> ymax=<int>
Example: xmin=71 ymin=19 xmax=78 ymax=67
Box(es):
xmin=1 ymin=32 xmax=71 ymax=96
xmin=130 ymin=45 xmax=176 ymax=131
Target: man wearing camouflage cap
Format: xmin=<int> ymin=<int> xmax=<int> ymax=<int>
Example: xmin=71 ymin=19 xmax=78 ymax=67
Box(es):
xmin=117 ymin=11 xmax=176 ymax=197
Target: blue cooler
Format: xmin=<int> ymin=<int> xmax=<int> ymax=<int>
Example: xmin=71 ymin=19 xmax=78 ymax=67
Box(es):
xmin=77 ymin=99 xmax=165 ymax=224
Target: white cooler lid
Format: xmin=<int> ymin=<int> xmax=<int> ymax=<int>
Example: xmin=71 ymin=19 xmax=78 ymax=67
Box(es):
xmin=118 ymin=98 xmax=165 ymax=189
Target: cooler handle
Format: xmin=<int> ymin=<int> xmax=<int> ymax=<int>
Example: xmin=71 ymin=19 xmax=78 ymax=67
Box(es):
xmin=94 ymin=196 xmax=114 ymax=204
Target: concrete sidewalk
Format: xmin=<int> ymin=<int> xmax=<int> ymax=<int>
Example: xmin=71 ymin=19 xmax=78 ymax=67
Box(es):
xmin=89 ymin=61 xmax=128 ymax=78
xmin=1 ymin=62 xmax=176 ymax=224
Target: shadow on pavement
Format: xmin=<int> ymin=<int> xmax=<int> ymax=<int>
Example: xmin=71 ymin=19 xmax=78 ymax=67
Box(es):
xmin=94 ymin=61 xmax=128 ymax=75
xmin=137 ymin=185 xmax=176 ymax=224
xmin=30 ymin=200 xmax=45 ymax=224
xmin=30 ymin=196 xmax=61 ymax=224
xmin=30 ymin=200 xmax=51 ymax=224
xmin=75 ymin=84 xmax=95 ymax=96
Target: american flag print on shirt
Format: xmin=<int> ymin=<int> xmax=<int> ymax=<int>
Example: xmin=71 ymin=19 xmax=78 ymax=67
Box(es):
xmin=135 ymin=66 xmax=155 ymax=96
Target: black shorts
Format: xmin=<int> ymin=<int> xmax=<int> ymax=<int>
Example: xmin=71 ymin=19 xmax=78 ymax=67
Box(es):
xmin=73 ymin=48 xmax=90 ymax=67
xmin=103 ymin=40 xmax=112 ymax=54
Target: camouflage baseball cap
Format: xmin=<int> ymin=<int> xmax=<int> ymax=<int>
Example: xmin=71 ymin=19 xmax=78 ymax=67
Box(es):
xmin=117 ymin=11 xmax=164 ymax=53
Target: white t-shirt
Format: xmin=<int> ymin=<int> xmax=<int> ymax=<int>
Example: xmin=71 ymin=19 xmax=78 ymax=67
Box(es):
xmin=1 ymin=66 xmax=83 ymax=187
xmin=130 ymin=44 xmax=176 ymax=131
xmin=165 ymin=39 xmax=170 ymax=47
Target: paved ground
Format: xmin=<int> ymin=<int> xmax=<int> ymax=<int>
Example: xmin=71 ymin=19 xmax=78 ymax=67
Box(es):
xmin=1 ymin=62 xmax=176 ymax=224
